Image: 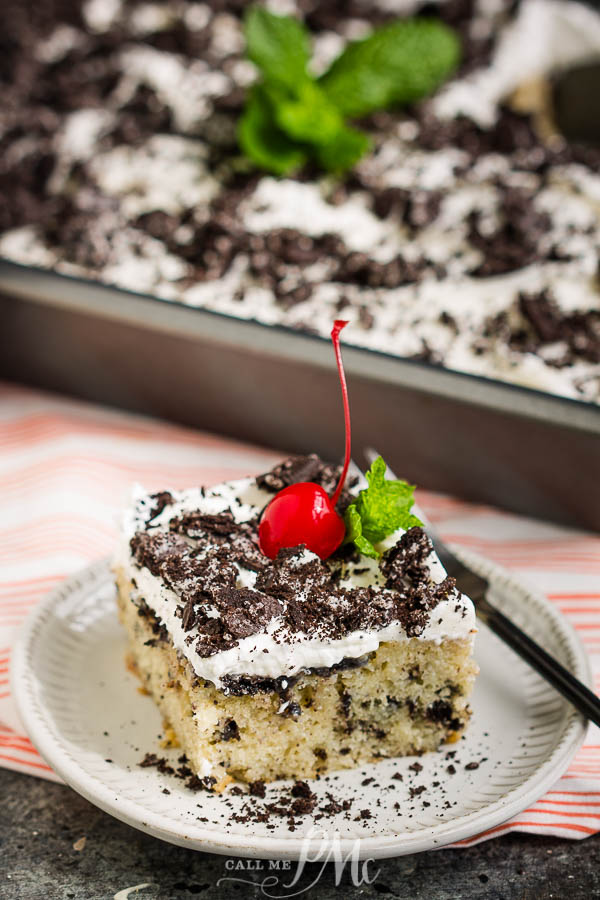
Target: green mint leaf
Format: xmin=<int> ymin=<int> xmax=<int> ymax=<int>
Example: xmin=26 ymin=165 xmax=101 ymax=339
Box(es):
xmin=314 ymin=123 xmax=371 ymax=173
xmin=240 ymin=9 xmax=457 ymax=176
xmin=238 ymin=85 xmax=307 ymax=175
xmin=274 ymin=81 xmax=344 ymax=146
xmin=345 ymin=505 xmax=380 ymax=559
xmin=344 ymin=457 xmax=422 ymax=557
xmin=245 ymin=6 xmax=310 ymax=91
xmin=319 ymin=19 xmax=460 ymax=118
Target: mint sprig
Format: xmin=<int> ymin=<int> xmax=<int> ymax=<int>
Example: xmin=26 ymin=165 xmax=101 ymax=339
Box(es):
xmin=239 ymin=85 xmax=308 ymax=175
xmin=245 ymin=6 xmax=310 ymax=91
xmin=344 ymin=457 xmax=422 ymax=559
xmin=319 ymin=19 xmax=460 ymax=119
xmin=238 ymin=6 xmax=460 ymax=176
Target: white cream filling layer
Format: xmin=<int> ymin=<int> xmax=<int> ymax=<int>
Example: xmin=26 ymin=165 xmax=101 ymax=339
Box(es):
xmin=117 ymin=477 xmax=476 ymax=689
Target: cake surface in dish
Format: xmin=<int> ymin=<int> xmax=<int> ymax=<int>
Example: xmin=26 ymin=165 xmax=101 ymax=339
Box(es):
xmin=1 ymin=0 xmax=600 ymax=402
xmin=114 ymin=456 xmax=478 ymax=785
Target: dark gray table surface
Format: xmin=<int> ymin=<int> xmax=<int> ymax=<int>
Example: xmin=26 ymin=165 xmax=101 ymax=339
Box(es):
xmin=2 ymin=768 xmax=599 ymax=900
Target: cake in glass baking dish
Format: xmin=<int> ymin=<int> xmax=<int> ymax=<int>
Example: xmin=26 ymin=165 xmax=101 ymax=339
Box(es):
xmin=114 ymin=456 xmax=477 ymax=786
xmin=1 ymin=0 xmax=600 ymax=402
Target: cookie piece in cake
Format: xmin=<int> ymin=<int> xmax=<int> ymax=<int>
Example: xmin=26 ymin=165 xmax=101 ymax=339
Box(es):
xmin=113 ymin=455 xmax=477 ymax=785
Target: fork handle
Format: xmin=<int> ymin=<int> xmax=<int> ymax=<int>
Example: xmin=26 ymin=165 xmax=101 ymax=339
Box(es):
xmin=477 ymin=595 xmax=600 ymax=727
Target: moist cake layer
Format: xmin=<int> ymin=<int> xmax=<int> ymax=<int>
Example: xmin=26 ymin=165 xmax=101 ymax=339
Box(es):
xmin=2 ymin=0 xmax=600 ymax=402
xmin=117 ymin=568 xmax=477 ymax=783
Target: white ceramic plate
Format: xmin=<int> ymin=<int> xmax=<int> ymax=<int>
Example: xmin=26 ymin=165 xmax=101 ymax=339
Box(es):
xmin=13 ymin=553 xmax=590 ymax=860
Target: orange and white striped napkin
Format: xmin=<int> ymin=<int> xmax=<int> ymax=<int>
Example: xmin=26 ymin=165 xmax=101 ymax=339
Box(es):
xmin=1 ymin=381 xmax=599 ymax=844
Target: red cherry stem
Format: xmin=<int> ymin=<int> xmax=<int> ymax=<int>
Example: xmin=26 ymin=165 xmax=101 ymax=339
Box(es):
xmin=330 ymin=320 xmax=351 ymax=510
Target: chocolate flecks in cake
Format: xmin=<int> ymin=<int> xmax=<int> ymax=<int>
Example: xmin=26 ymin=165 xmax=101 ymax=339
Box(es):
xmin=339 ymin=690 xmax=352 ymax=719
xmin=135 ymin=598 xmax=169 ymax=643
xmin=220 ymin=672 xmax=300 ymax=698
xmin=381 ymin=527 xmax=433 ymax=586
xmin=408 ymin=665 xmax=422 ymax=682
xmin=280 ymin=700 xmax=302 ymax=719
xmin=426 ymin=699 xmax=462 ymax=732
xmin=220 ymin=718 xmax=241 ymax=742
xmin=220 ymin=654 xmax=371 ymax=697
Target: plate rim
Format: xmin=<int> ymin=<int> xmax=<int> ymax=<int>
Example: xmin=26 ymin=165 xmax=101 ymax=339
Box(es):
xmin=12 ymin=554 xmax=592 ymax=860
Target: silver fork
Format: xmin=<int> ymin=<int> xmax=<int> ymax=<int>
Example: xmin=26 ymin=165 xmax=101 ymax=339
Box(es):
xmin=364 ymin=448 xmax=600 ymax=727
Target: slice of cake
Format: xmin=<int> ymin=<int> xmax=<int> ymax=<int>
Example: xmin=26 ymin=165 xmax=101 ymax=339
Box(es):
xmin=114 ymin=455 xmax=477 ymax=786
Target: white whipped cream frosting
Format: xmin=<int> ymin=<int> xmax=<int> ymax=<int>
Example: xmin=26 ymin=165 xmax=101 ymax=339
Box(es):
xmin=116 ymin=475 xmax=476 ymax=689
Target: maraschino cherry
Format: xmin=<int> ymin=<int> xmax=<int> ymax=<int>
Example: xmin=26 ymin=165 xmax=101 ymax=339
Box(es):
xmin=259 ymin=320 xmax=352 ymax=560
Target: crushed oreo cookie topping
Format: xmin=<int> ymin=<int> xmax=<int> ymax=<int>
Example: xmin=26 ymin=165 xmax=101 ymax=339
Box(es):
xmin=119 ymin=455 xmax=475 ymax=689
xmin=0 ymin=0 xmax=598 ymax=403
